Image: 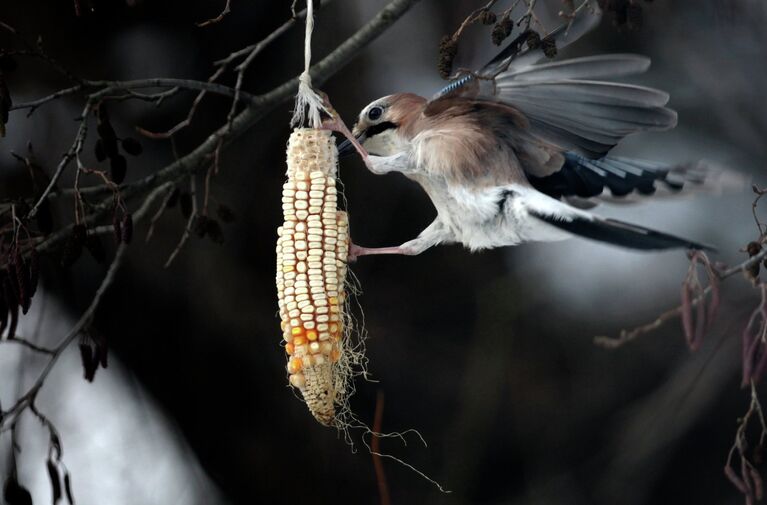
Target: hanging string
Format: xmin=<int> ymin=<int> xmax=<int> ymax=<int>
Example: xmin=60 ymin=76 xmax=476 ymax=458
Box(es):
xmin=291 ymin=0 xmax=329 ymax=128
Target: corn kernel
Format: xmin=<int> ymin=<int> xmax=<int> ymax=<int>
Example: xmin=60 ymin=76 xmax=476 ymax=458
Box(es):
xmin=289 ymin=373 xmax=306 ymax=389
xmin=287 ymin=357 xmax=303 ymax=374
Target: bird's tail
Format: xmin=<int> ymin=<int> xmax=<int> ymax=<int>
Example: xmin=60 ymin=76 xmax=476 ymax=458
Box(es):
xmin=532 ymin=212 xmax=715 ymax=251
xmin=516 ymin=186 xmax=716 ymax=251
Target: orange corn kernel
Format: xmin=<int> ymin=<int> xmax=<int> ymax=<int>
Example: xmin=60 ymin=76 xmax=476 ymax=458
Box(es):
xmin=287 ymin=357 xmax=303 ymax=374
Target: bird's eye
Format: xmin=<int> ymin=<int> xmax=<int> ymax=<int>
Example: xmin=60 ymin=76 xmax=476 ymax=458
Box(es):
xmin=367 ymin=106 xmax=383 ymax=121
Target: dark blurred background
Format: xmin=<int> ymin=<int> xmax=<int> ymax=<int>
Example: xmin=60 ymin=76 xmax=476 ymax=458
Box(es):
xmin=0 ymin=1 xmax=765 ymax=504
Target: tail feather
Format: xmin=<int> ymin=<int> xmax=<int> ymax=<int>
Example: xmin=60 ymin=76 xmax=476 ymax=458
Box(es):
xmin=512 ymin=184 xmax=714 ymax=251
xmin=532 ymin=212 xmax=715 ymax=251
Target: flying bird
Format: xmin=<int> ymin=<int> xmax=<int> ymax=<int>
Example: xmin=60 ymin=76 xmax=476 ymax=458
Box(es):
xmin=339 ymin=8 xmax=726 ymax=260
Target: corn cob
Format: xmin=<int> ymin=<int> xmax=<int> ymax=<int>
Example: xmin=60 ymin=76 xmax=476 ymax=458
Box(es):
xmin=276 ymin=128 xmax=349 ymax=426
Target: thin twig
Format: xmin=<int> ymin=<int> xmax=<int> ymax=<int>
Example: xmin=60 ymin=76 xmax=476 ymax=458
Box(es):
xmin=164 ymin=177 xmax=197 ymax=268
xmin=371 ymin=391 xmax=391 ymax=505
xmin=196 ymin=0 xmax=231 ymax=28
xmin=141 ymin=3 xmax=321 ymax=139
xmin=596 ymin=247 xmax=767 ymax=349
xmin=11 ymin=78 xmax=256 ymax=114
xmin=725 ymin=382 xmax=767 ymax=502
xmin=137 ymin=67 xmax=226 ymax=140
xmin=450 ymin=0 xmax=500 ymax=41
xmin=4 ymin=337 xmax=55 ymax=355
xmin=560 ymin=0 xmax=592 ymax=33
xmin=27 ymin=102 xmax=91 ymax=219
xmin=145 ymin=185 xmax=177 ymax=243
xmin=751 ymin=185 xmax=767 ymax=237
xmin=0 ymin=21 xmax=82 ymax=84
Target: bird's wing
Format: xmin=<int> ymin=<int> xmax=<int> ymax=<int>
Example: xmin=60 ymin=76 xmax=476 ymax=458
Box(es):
xmin=417 ymin=98 xmax=564 ymax=188
xmin=528 ymin=153 xmax=699 ymax=199
xmin=432 ymin=4 xmax=677 ymax=160
xmin=490 ymin=71 xmax=677 ymax=159
xmin=528 ymin=153 xmax=748 ymax=208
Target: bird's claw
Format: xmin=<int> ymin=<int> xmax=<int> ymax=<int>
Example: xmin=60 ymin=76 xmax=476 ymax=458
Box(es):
xmin=347 ymin=243 xmax=364 ymax=263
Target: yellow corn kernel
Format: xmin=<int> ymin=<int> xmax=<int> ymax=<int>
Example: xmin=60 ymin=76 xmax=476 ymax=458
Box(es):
xmin=276 ymin=128 xmax=350 ymax=426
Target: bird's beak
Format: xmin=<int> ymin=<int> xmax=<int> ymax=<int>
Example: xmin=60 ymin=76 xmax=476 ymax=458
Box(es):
xmin=338 ymin=130 xmax=366 ymax=158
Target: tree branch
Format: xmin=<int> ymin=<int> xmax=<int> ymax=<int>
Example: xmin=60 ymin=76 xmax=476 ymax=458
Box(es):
xmin=10 ymin=78 xmax=258 ymax=114
xmin=33 ymin=0 xmax=423 ymax=257
xmin=196 ymin=0 xmax=231 ymax=28
xmin=595 ymin=247 xmax=767 ymax=349
xmin=0 ymin=182 xmax=170 ymax=425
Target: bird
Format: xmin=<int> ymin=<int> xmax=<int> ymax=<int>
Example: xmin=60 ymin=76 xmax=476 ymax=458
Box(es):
xmin=337 ymin=7 xmax=730 ymax=260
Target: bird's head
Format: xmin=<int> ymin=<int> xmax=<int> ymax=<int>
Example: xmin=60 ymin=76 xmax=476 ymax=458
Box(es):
xmin=339 ymin=93 xmax=425 ymax=157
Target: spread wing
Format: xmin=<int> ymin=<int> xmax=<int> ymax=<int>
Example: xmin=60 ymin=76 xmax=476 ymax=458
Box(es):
xmin=431 ymin=4 xmax=677 ymax=161
xmin=489 ymin=60 xmax=677 ymax=159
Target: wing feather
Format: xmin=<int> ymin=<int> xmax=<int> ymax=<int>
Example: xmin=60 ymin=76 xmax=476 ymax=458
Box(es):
xmin=501 ymin=54 xmax=651 ymax=82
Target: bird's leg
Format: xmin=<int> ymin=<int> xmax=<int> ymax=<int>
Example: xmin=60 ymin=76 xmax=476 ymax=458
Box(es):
xmin=348 ymin=219 xmax=453 ymax=262
xmin=348 ymin=244 xmax=416 ymax=262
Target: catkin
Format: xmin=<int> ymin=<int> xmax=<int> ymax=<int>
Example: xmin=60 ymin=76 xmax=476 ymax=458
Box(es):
xmin=276 ymin=128 xmax=349 ymax=426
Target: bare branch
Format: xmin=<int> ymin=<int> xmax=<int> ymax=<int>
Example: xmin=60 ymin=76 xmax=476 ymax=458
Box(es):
xmin=595 ymin=247 xmax=767 ymax=349
xmin=371 ymin=391 xmax=391 ymax=505
xmin=4 ymin=336 xmax=55 ymax=355
xmin=33 ymin=0 xmax=424 ymax=259
xmin=164 ymin=177 xmax=197 ymax=268
xmin=0 ymin=182 xmax=170 ymax=426
xmin=1 ymin=243 xmax=127 ymax=422
xmin=196 ymin=0 xmax=231 ymax=28
xmin=11 ymin=78 xmax=257 ymax=114
xmin=27 ymin=102 xmax=91 ymax=219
